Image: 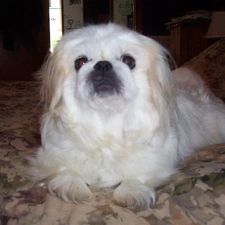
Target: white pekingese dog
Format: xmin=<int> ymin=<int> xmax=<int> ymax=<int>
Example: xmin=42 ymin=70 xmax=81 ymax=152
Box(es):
xmin=29 ymin=23 xmax=225 ymax=209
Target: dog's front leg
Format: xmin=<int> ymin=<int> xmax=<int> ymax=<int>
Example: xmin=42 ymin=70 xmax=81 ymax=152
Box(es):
xmin=47 ymin=169 xmax=92 ymax=203
xmin=113 ymin=179 xmax=155 ymax=209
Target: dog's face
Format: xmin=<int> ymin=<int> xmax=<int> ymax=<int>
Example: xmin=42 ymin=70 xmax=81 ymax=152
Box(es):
xmin=40 ymin=23 xmax=175 ymax=120
xmin=69 ymin=25 xmax=140 ymax=109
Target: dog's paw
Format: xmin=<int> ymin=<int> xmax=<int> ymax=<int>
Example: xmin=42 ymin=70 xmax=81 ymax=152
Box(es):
xmin=113 ymin=180 xmax=155 ymax=210
xmin=47 ymin=173 xmax=92 ymax=203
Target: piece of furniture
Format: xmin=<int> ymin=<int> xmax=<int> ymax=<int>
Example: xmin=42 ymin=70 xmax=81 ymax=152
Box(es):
xmin=0 ymin=39 xmax=225 ymax=225
xmin=184 ymin=38 xmax=225 ymax=101
xmin=168 ymin=21 xmax=210 ymax=66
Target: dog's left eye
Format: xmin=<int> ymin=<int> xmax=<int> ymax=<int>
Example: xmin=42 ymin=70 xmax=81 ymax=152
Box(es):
xmin=121 ymin=55 xmax=135 ymax=69
xmin=75 ymin=57 xmax=88 ymax=70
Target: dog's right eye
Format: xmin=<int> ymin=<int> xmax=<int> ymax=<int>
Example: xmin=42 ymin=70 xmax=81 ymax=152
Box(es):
xmin=75 ymin=57 xmax=88 ymax=70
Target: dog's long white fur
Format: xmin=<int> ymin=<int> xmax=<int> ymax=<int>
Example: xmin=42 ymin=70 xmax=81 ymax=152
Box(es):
xmin=29 ymin=23 xmax=225 ymax=209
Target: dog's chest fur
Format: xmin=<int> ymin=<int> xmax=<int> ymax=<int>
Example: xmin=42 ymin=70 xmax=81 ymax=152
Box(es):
xmin=44 ymin=113 xmax=171 ymax=188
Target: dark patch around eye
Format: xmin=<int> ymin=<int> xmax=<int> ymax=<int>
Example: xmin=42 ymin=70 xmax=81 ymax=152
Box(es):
xmin=75 ymin=57 xmax=88 ymax=70
xmin=121 ymin=55 xmax=135 ymax=69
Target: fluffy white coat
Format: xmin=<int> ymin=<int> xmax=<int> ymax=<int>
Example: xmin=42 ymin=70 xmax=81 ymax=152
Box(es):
xmin=29 ymin=23 xmax=225 ymax=209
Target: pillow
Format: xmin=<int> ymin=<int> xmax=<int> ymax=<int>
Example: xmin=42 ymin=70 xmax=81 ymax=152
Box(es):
xmin=183 ymin=38 xmax=225 ymax=100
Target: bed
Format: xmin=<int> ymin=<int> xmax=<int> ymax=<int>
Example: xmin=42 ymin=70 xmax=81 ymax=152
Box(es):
xmin=0 ymin=38 xmax=225 ymax=225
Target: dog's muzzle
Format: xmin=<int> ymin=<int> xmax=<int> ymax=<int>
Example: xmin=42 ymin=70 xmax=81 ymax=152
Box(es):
xmin=88 ymin=61 xmax=122 ymax=97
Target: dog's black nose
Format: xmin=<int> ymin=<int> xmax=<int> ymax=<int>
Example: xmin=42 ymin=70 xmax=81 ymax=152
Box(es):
xmin=94 ymin=61 xmax=112 ymax=72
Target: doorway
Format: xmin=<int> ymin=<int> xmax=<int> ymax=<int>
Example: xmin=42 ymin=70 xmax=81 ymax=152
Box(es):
xmin=49 ymin=0 xmax=63 ymax=51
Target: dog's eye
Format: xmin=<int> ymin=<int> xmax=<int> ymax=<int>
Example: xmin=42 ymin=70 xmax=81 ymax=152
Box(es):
xmin=75 ymin=57 xmax=88 ymax=70
xmin=121 ymin=55 xmax=135 ymax=69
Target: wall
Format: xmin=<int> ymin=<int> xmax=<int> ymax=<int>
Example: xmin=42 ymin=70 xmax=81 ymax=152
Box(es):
xmin=0 ymin=0 xmax=50 ymax=80
xmin=63 ymin=0 xmax=83 ymax=34
xmin=142 ymin=0 xmax=223 ymax=35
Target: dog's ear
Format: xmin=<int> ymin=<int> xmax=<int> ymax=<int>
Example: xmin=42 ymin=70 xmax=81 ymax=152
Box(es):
xmin=145 ymin=38 xmax=177 ymax=134
xmin=37 ymin=52 xmax=65 ymax=111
